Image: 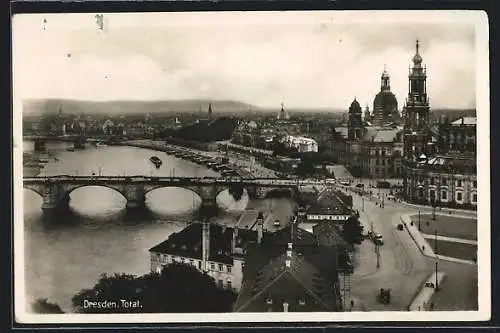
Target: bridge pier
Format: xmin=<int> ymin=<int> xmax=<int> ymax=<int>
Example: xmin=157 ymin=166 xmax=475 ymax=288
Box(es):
xmin=34 ymin=139 xmax=46 ymax=152
xmin=124 ymin=185 xmax=146 ymax=213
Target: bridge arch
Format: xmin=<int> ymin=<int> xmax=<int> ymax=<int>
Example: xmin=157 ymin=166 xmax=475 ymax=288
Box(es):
xmin=63 ymin=184 xmax=128 ymax=202
xmin=23 ymin=185 xmax=44 ymax=197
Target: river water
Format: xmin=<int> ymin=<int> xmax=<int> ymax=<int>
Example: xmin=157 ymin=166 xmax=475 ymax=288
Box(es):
xmin=22 ymin=141 xmax=293 ymax=312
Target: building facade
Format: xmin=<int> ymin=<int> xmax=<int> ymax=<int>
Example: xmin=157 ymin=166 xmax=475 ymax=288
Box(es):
xmin=404 ymin=154 xmax=477 ymax=209
xmin=149 ymin=221 xmax=269 ymax=292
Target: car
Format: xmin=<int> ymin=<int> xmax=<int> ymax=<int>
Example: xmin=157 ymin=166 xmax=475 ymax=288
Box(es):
xmin=376 ymin=181 xmax=391 ymax=189
xmin=373 ymin=233 xmax=384 ymax=245
xmin=355 ymin=183 xmax=365 ymax=188
xmin=273 ymin=219 xmax=281 ymax=227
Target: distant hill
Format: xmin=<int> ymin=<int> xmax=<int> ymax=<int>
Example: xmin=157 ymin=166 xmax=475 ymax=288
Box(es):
xmin=22 ymin=99 xmax=261 ymax=116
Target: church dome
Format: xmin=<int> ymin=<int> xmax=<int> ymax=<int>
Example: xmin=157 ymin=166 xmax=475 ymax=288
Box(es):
xmin=374 ymin=91 xmax=398 ymax=109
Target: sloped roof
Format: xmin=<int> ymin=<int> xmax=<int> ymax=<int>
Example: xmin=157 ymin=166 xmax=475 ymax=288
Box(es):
xmin=149 ymin=223 xmax=259 ymax=265
xmin=361 ymin=127 xmax=401 ymax=143
xmin=313 ymin=222 xmax=348 ymax=249
xmin=234 ymin=252 xmax=341 ymax=312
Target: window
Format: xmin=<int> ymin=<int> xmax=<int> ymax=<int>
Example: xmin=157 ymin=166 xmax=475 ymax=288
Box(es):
xmin=473 ymin=180 xmax=477 ymax=188
xmin=441 ymin=191 xmax=447 ymax=200
xmin=210 ymin=263 xmax=215 ymax=271
xmin=219 ymin=264 xmax=223 ymax=272
xmin=227 ymin=280 xmax=232 ymax=290
xmin=430 ymin=178 xmax=435 ymax=186
xmin=472 ymin=193 xmax=477 ymax=202
xmin=429 ymin=190 xmax=435 ymax=200
xmin=198 ymin=261 xmax=202 ymax=270
xmin=266 ymin=299 xmax=273 ymax=305
xmin=190 ymin=259 xmax=194 ymax=266
xmin=218 ymin=279 xmax=224 ymax=288
xmin=456 ymin=192 xmax=463 ymax=201
xmin=456 ymin=180 xmax=463 ymax=187
xmin=299 ymin=299 xmax=306 ymax=306
xmin=442 ymin=179 xmax=448 ymax=186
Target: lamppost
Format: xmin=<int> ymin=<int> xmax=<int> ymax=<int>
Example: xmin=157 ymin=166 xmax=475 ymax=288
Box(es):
xmin=431 ymin=193 xmax=437 ymax=221
xmin=434 ymin=229 xmax=440 ymax=291
xmin=418 ymin=210 xmax=421 ymax=231
xmin=362 ymin=196 xmax=365 ymax=212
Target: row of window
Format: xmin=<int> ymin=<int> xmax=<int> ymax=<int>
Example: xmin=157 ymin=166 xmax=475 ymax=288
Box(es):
xmin=307 ymin=214 xmax=349 ymax=221
xmin=266 ymin=298 xmax=306 ymax=306
xmin=154 ymin=253 xmax=232 ymax=273
xmin=424 ymin=189 xmax=477 ymax=203
xmin=425 ymin=178 xmax=477 ymax=188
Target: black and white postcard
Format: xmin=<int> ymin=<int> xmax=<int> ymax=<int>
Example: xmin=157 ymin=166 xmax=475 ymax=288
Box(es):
xmin=13 ymin=10 xmax=490 ymax=323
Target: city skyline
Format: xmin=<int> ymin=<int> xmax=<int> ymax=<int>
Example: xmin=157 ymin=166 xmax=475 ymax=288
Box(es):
xmin=14 ymin=11 xmax=478 ymax=112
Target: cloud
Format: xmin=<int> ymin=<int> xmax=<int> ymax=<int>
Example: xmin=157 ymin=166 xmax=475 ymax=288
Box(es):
xmin=13 ymin=13 xmax=478 ymax=110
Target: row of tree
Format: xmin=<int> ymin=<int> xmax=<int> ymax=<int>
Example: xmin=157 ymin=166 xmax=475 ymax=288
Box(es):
xmin=32 ymin=263 xmax=236 ymax=314
xmin=173 ymin=117 xmax=238 ymax=143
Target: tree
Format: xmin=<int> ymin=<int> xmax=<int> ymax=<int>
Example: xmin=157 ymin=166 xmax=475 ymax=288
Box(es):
xmin=72 ymin=263 xmax=236 ymax=313
xmin=295 ymin=158 xmax=315 ymax=177
xmin=341 ymin=216 xmax=364 ymax=246
xmin=31 ymin=298 xmax=64 ymax=314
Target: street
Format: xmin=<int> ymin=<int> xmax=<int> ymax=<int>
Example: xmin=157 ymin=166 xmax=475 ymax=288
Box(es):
xmin=345 ymin=186 xmax=478 ymax=311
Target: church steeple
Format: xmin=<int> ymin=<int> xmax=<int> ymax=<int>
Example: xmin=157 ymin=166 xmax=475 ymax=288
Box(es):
xmin=381 ymin=64 xmax=391 ymax=92
xmin=208 ymin=102 xmax=213 ymax=117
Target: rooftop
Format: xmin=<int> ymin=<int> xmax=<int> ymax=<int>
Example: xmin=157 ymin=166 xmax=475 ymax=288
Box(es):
xmin=234 ymin=251 xmax=341 ymax=312
xmin=149 ymin=223 xmax=260 ymax=265
xmin=451 ymin=116 xmax=477 ymax=126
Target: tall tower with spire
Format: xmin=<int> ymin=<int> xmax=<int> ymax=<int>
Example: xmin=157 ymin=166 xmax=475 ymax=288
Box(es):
xmin=348 ymin=98 xmax=363 ymax=140
xmin=208 ymin=102 xmax=213 ymax=118
xmin=403 ymin=39 xmax=432 ymax=159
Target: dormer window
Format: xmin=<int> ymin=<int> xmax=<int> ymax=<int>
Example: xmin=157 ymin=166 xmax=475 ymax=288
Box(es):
xmin=299 ymin=299 xmax=306 ymax=306
xmin=171 ymin=244 xmax=176 ymax=248
xmin=266 ymin=298 xmax=273 ymax=305
xmin=181 ymin=245 xmax=187 ymax=250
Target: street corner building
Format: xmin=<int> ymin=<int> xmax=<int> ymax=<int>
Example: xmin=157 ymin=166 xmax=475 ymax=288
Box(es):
xmin=233 ymin=223 xmax=348 ymax=312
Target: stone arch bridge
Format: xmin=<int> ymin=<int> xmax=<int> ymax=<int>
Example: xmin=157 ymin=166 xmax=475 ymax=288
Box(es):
xmin=23 ymin=176 xmax=306 ymax=212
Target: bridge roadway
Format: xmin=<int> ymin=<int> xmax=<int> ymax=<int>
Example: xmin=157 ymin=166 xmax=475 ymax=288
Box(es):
xmin=23 ymin=175 xmax=334 ymax=212
xmin=23 ymin=175 xmax=333 ymax=187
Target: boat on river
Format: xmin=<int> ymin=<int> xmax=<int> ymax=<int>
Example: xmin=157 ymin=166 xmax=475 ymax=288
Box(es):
xmin=149 ymin=156 xmax=162 ymax=168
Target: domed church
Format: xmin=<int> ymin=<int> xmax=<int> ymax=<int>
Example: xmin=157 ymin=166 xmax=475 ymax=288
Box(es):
xmin=372 ymin=66 xmax=400 ymax=127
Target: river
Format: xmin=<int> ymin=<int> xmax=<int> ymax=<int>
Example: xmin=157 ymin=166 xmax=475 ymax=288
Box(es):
xmin=22 ymin=141 xmax=294 ymax=313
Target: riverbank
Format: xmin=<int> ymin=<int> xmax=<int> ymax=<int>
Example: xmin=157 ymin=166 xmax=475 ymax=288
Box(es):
xmin=122 ymin=139 xmax=278 ymax=179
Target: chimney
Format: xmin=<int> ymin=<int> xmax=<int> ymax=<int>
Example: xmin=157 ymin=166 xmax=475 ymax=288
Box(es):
xmin=461 ymin=117 xmax=464 ymax=125
xmin=201 ymin=222 xmax=210 ymax=272
xmin=283 ymin=302 xmax=289 ymax=312
xmin=231 ymin=227 xmax=239 ymax=253
xmin=257 ymin=216 xmax=264 ymax=244
xmin=286 ymin=242 xmax=293 ymax=258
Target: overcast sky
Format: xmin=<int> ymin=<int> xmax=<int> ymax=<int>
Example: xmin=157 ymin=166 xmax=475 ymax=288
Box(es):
xmin=13 ymin=11 xmax=484 ymax=110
